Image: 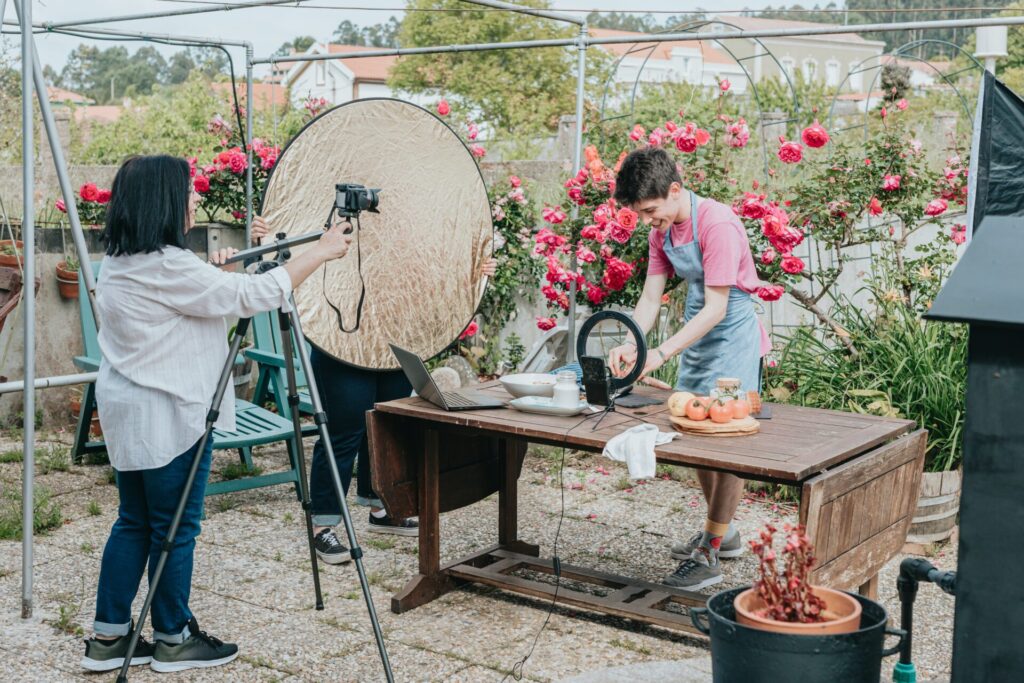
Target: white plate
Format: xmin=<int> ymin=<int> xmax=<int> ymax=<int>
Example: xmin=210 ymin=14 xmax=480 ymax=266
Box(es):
xmin=508 ymin=396 xmax=589 ymax=417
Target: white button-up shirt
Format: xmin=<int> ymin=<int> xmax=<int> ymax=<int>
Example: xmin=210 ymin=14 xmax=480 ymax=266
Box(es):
xmin=95 ymin=246 xmax=294 ymax=471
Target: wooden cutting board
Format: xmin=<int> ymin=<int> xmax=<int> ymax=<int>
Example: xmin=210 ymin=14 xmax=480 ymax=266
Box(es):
xmin=669 ymin=414 xmax=760 ymax=436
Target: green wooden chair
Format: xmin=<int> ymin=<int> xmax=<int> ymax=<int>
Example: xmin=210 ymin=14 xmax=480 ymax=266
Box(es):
xmin=71 ymin=262 xmax=305 ymax=499
xmin=247 ymin=309 xmax=318 ymax=436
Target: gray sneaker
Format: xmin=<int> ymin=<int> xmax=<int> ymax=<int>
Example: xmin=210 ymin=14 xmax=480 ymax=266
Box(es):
xmin=150 ymin=618 xmax=238 ymax=673
xmin=663 ymin=549 xmax=723 ymax=590
xmin=670 ymin=527 xmax=743 ymax=560
xmin=80 ymin=625 xmax=155 ymax=672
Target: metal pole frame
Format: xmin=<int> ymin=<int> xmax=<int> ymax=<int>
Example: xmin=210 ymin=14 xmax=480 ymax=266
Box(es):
xmin=44 ymin=0 xmax=314 ymax=30
xmin=19 ymin=0 xmax=35 ymax=621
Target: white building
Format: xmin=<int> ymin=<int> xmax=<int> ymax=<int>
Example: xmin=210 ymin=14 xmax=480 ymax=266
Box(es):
xmin=283 ymin=43 xmax=399 ymax=107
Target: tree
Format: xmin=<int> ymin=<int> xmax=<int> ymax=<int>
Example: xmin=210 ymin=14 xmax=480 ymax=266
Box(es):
xmin=166 ymin=51 xmax=196 ymax=85
xmin=274 ymin=35 xmax=316 ymax=57
xmin=391 ymin=0 xmax=607 ymax=135
xmin=332 ymin=17 xmax=401 ymax=47
xmin=585 ymin=11 xmax=658 ymax=33
xmin=56 ymin=44 xmax=167 ymax=104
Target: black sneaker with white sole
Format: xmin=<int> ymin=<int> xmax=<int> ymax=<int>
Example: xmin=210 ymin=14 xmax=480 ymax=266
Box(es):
xmin=150 ymin=617 xmax=238 ymax=673
xmin=663 ymin=549 xmax=724 ymax=591
xmin=314 ymin=528 xmax=352 ymax=564
xmin=368 ymin=512 xmax=418 ymax=536
xmin=80 ymin=626 xmax=155 ymax=672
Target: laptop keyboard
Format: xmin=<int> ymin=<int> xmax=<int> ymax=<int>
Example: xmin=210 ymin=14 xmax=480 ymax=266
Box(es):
xmin=442 ymin=391 xmax=477 ymax=408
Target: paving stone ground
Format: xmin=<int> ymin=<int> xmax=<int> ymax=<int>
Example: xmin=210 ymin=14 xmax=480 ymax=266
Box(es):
xmin=0 ymin=434 xmax=958 ymax=682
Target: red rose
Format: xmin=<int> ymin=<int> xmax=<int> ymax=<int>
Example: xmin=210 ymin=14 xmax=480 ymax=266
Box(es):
xmin=607 ymin=222 xmax=633 ymax=244
xmin=800 ymin=120 xmax=830 ymax=149
xmin=760 ymin=248 xmax=777 ymax=265
xmin=777 ymin=140 xmax=803 ymax=164
xmin=79 ymin=183 xmax=99 ymax=202
xmin=536 ymin=316 xmax=557 ymax=331
xmin=586 ymin=285 xmax=607 ymax=305
xmin=756 ymin=284 xmax=785 ymax=302
xmin=616 ymin=207 xmax=638 ymax=229
xmin=194 ymin=175 xmax=211 ymax=194
xmin=741 ymin=194 xmax=767 ymax=220
xmin=868 ymin=197 xmax=883 ymax=216
xmin=694 ymin=128 xmax=711 ymax=146
xmin=780 ymin=255 xmax=805 ymax=274
xmin=675 ymin=134 xmax=697 ymax=153
xmin=437 ymin=99 xmax=450 ymax=116
xmin=601 ymin=257 xmax=634 ymax=291
xmin=458 ymin=321 xmax=479 ymax=340
xmin=924 ymin=198 xmax=948 ymax=217
xmin=882 ymin=174 xmax=901 ymax=191
xmin=95 ymin=189 xmax=112 ymax=204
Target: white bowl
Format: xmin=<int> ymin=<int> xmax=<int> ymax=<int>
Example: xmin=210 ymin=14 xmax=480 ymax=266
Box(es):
xmin=499 ymin=373 xmax=557 ymax=398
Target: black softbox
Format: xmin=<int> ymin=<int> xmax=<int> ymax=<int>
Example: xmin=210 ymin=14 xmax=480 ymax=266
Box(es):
xmin=967 ymin=71 xmax=1024 ymax=234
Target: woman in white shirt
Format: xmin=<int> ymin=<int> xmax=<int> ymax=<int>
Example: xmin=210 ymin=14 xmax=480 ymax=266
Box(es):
xmin=81 ymin=154 xmax=352 ymax=674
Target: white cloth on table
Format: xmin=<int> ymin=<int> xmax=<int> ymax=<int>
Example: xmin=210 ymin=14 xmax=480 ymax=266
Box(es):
xmin=602 ymin=424 xmax=678 ymax=480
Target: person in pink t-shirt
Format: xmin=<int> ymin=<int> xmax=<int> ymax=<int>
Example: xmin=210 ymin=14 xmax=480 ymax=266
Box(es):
xmin=607 ymin=147 xmax=769 ymax=591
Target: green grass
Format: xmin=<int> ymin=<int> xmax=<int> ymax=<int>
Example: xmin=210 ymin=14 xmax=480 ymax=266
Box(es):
xmin=609 ymin=637 xmax=652 ymax=655
xmin=614 ymin=476 xmax=633 ymax=491
xmin=0 ymin=485 xmax=63 ymax=540
xmin=87 ymin=500 xmax=102 ymax=516
xmin=48 ymin=598 xmax=84 ymax=637
xmin=365 ymin=537 xmax=396 ymax=551
xmin=220 ymin=462 xmax=264 ymax=481
xmin=215 ymin=496 xmax=239 ymax=513
xmin=36 ymin=445 xmax=71 ymax=474
xmin=0 ymin=449 xmax=22 ymax=463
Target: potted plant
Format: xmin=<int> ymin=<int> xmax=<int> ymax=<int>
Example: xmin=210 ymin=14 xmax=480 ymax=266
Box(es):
xmin=0 ymin=240 xmax=23 ymax=268
xmin=69 ymin=386 xmax=102 ymax=438
xmin=55 ymin=182 xmax=111 ymax=228
xmin=690 ymin=523 xmax=905 ymax=682
xmin=55 ymin=253 xmax=80 ymax=300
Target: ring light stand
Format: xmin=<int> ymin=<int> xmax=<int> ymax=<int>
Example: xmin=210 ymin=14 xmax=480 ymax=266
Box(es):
xmin=576 ymin=311 xmax=647 ymax=429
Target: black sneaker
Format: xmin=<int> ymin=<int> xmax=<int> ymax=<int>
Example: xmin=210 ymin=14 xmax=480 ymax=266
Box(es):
xmin=663 ymin=548 xmax=724 ymax=591
xmin=150 ymin=617 xmax=238 ymax=673
xmin=80 ymin=626 xmax=155 ymax=672
xmin=314 ymin=528 xmax=352 ymax=564
xmin=368 ymin=512 xmax=418 ymax=537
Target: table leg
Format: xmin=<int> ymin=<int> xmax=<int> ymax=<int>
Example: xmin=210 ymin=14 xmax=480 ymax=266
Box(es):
xmin=858 ymin=574 xmax=880 ymax=601
xmin=391 ymin=428 xmax=458 ymax=613
xmin=499 ymin=439 xmax=540 ymax=557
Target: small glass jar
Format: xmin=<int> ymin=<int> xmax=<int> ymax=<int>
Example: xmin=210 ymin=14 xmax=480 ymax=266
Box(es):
xmin=711 ymin=377 xmax=742 ymax=402
xmin=552 ymin=370 xmax=580 ymax=408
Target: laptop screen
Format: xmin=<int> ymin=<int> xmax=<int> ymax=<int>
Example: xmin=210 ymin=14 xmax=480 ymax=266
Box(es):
xmin=389 ymin=344 xmax=445 ymax=406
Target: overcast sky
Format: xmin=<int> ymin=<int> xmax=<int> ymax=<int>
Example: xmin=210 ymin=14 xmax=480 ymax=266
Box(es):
xmin=3 ymin=0 xmax=843 ymax=78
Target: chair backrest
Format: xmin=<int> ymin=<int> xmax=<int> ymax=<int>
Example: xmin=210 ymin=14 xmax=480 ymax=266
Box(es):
xmin=250 ymin=309 xmax=311 ymax=388
xmin=78 ymin=261 xmax=102 ymax=361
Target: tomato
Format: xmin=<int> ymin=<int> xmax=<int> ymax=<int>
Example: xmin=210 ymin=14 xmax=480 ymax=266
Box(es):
xmin=731 ymin=398 xmax=751 ymax=419
xmin=667 ymin=391 xmax=696 ymax=417
xmin=709 ymin=399 xmax=732 ymax=424
xmin=685 ymin=397 xmax=710 ymax=421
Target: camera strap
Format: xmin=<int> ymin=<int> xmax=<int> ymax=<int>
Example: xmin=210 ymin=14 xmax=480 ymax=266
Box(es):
xmin=323 ymin=214 xmax=366 ymax=334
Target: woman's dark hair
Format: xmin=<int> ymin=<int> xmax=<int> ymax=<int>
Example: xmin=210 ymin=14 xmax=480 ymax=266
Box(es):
xmin=613 ymin=147 xmax=682 ymax=206
xmin=103 ymin=155 xmax=191 ymax=256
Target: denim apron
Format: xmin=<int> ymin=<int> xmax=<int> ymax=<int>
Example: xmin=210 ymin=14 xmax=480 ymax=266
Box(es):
xmin=664 ymin=192 xmax=762 ymax=395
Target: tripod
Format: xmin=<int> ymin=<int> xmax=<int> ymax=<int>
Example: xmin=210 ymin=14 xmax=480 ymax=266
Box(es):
xmin=116 ymin=241 xmax=394 ymax=682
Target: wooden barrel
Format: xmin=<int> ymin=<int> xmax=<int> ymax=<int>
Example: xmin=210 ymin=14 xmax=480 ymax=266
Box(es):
xmin=906 ymin=470 xmax=961 ymax=544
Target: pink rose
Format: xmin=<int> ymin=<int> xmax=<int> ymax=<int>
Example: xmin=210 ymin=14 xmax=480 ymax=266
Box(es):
xmin=868 ymin=196 xmax=883 ymax=216
xmin=580 ymin=225 xmax=605 ymax=243
xmin=719 ymin=78 xmax=731 ymax=92
xmin=694 ymin=128 xmax=711 ymax=146
xmin=467 ymin=123 xmax=479 ymax=141
xmin=458 ymin=321 xmax=479 ymax=340
xmin=470 ymin=145 xmax=486 ymax=158
xmin=950 ymin=224 xmax=966 ymax=245
xmin=629 ymin=124 xmax=646 ymax=141
xmin=616 ymin=207 xmax=638 ymax=229
xmin=725 ymin=119 xmax=750 ymax=148
xmin=577 ymin=244 xmax=597 ymax=263
xmin=777 ymin=140 xmax=803 ymax=164
xmin=760 ymin=248 xmax=777 ymax=265
xmin=601 ymin=257 xmax=634 ymax=291
xmin=542 ymin=207 xmax=566 ymax=224
xmin=882 ymin=174 xmax=901 ymax=191
xmin=756 ymin=284 xmax=785 ymax=302
xmin=896 ymin=98 xmax=908 ymax=111
xmin=740 ymin=194 xmax=767 ymax=220
xmin=79 ymin=183 xmax=99 ymax=202
xmin=800 ymin=120 xmax=830 ymax=148
xmin=924 ymin=198 xmax=948 ymax=217
xmin=437 ymin=99 xmax=450 ymax=116
xmin=232 ymin=210 xmax=246 ymax=221
xmin=537 ymin=316 xmax=557 ymax=331
xmin=780 ymin=255 xmax=805 ymax=274
xmin=193 ymin=175 xmax=210 ymax=194
xmin=509 ymin=175 xmax=521 ymax=188
xmin=55 ymin=198 xmax=67 ymax=213
xmin=608 ymin=222 xmax=633 ymax=244
xmin=187 ymin=156 xmax=197 ymax=178
xmin=567 ymin=187 xmax=584 ymax=205
xmin=675 ymin=134 xmax=697 ymax=153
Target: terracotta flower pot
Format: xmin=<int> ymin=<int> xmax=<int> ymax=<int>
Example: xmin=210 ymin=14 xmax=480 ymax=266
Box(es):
xmin=55 ymin=261 xmax=80 ymax=300
xmin=734 ymin=585 xmax=862 ymax=636
xmin=70 ymin=399 xmax=102 ymax=438
xmin=0 ymin=240 xmax=24 ymax=267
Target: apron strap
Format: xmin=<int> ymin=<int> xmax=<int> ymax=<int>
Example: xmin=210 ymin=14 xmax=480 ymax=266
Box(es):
xmin=689 ymin=190 xmax=699 ymax=247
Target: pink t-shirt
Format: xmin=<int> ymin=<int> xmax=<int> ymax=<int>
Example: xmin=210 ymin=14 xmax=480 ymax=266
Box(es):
xmin=648 ymin=197 xmax=771 ymax=355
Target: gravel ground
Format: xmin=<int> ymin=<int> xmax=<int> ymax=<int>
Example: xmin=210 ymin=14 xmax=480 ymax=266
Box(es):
xmin=0 ymin=434 xmax=958 ymax=682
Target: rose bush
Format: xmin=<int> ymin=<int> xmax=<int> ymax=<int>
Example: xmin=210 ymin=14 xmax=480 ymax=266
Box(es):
xmin=55 ymin=182 xmax=111 ymax=225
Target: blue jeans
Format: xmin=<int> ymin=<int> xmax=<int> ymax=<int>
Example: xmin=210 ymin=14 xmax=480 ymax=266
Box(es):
xmin=309 ymin=347 xmax=411 ymax=526
xmin=93 ymin=437 xmax=213 ymax=643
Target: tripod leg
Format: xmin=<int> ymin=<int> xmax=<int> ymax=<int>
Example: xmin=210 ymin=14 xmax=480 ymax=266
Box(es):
xmin=115 ymin=317 xmax=252 ymax=683
xmin=277 ymin=309 xmax=324 ymax=611
xmin=286 ymin=305 xmax=395 ymax=683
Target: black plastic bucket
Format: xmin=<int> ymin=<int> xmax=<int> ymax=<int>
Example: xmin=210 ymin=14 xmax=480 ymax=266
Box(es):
xmin=690 ymin=586 xmax=905 ymax=683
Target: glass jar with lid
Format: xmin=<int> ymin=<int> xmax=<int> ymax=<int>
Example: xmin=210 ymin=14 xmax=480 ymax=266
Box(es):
xmin=552 ymin=370 xmax=581 ymax=408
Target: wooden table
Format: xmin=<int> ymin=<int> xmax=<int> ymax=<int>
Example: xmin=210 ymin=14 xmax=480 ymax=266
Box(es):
xmin=367 ymin=382 xmax=926 ymax=635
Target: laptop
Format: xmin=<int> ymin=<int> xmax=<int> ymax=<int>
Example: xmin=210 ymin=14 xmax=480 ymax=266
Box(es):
xmin=390 ymin=344 xmax=505 ymax=411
